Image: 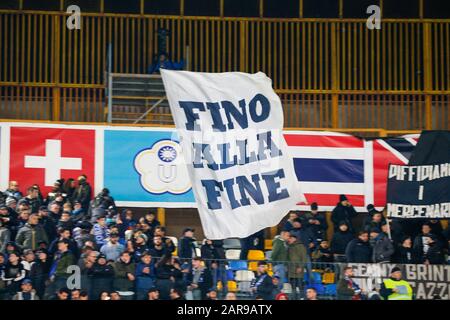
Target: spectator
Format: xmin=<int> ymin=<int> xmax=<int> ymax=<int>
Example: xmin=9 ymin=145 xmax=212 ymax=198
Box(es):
xmin=38 ymin=206 xmax=57 ymax=244
xmin=1 ymin=252 xmax=26 ymax=299
xmin=93 ymin=188 xmax=116 ymax=210
xmin=200 ymin=239 xmax=226 ymax=265
xmin=225 ymin=292 xmax=237 ymax=300
xmin=0 ymin=217 xmax=11 ymax=253
xmin=57 ymin=211 xmax=75 ymax=231
xmin=178 ymin=228 xmax=197 ymax=260
xmin=128 ymin=233 xmax=149 ymax=261
xmin=110 ymin=291 xmax=121 ymax=300
xmin=302 ymin=203 xmax=328 ymax=242
xmin=287 ymin=234 xmax=307 ymax=298
xmin=275 ymin=293 xmax=288 ymax=300
xmin=48 ymin=228 xmax=78 ymax=258
xmin=92 ymin=215 xmax=110 ymax=247
xmin=71 ymin=289 xmax=81 ymax=300
xmin=117 ymin=209 xmax=137 ymax=238
xmin=364 ymin=212 xmax=385 ymax=232
xmin=143 ymin=211 xmax=160 ymax=237
xmin=73 ymin=222 xmax=95 ymax=249
xmin=135 ymin=252 xmax=156 ymax=300
xmin=380 ymin=267 xmax=413 ymax=300
xmin=12 ymin=278 xmax=39 ymax=300
xmin=48 ymin=202 xmax=61 ymax=222
xmin=73 ymin=175 xmax=92 ymax=211
xmin=46 ymin=180 xmax=65 ymax=205
xmin=369 ymin=227 xmax=395 ymax=263
xmin=155 ymin=254 xmax=184 ymax=300
xmin=330 ymin=222 xmax=354 ymax=262
xmin=345 ymin=231 xmax=372 ymax=263
xmin=45 ymin=239 xmax=76 ymax=299
xmin=311 ymin=240 xmax=334 ymax=263
xmin=53 ymin=287 xmax=70 ymax=300
xmin=89 ymin=254 xmax=114 ymax=300
xmin=305 ymin=287 xmax=319 ymax=300
xmin=331 ymin=195 xmax=357 ymax=232
xmin=363 ymin=204 xmax=386 ymax=225
xmin=283 ymin=211 xmax=299 ymax=232
xmin=206 ymin=288 xmax=218 ymax=300
xmin=29 ymin=249 xmax=51 ymax=299
xmin=394 ymin=236 xmax=419 ymax=264
xmin=413 ymin=223 xmax=444 ymax=264
xmin=271 ymin=230 xmax=290 ymax=287
xmin=71 ymin=201 xmax=86 ymax=224
xmin=148 ymin=52 xmax=184 ymax=74
xmin=4 ymin=181 xmax=23 ymax=201
xmin=18 ymin=187 xmax=41 ymax=214
xmin=337 ymin=266 xmax=363 ymax=300
xmin=100 ymin=232 xmax=125 ymax=262
xmin=0 ymin=204 xmax=18 ymax=241
xmin=148 ymin=235 xmax=168 ymax=258
xmin=169 ymin=287 xmax=185 ymax=300
xmin=15 ymin=213 xmax=48 ymax=251
xmin=147 ymin=287 xmax=160 ymax=300
xmin=289 ymin=218 xmax=316 ymax=253
xmin=62 ymin=178 xmax=76 ymax=204
xmin=186 ymin=257 xmax=212 ymax=300
xmin=112 ymin=251 xmax=135 ymax=300
xmin=240 ymin=229 xmax=265 ymax=260
xmin=250 ymin=261 xmax=274 ymax=301
xmin=99 ymin=291 xmax=110 ymax=300
xmin=270 ymin=276 xmax=282 ymax=299
xmin=79 ymin=290 xmax=89 ymax=300
xmin=20 ymin=249 xmax=35 ymax=274
xmin=16 ymin=207 xmax=31 ymax=230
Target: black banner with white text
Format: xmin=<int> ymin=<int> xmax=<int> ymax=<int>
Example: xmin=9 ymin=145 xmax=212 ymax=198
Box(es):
xmin=386 ymin=163 xmax=450 ymax=219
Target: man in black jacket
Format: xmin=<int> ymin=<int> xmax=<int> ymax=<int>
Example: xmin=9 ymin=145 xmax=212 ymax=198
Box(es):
xmin=178 ymin=228 xmax=197 ymax=261
xmin=331 ymin=195 xmax=358 ymax=232
xmin=331 ymin=222 xmax=354 ymax=262
xmin=73 ymin=175 xmax=92 ymax=211
xmin=251 ymin=261 xmax=274 ymax=300
xmin=186 ymin=257 xmax=212 ymax=300
xmin=345 ymin=231 xmax=372 ymax=263
xmin=413 ymin=223 xmax=444 ymax=264
xmin=38 ymin=206 xmax=57 ymax=243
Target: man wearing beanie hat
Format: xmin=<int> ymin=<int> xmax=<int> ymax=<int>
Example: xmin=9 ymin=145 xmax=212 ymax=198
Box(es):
xmin=302 ymin=202 xmax=328 ymax=243
xmin=369 ymin=227 xmax=394 ymax=263
xmin=331 ymin=221 xmax=354 ymax=262
xmin=73 ymin=174 xmax=92 ymax=211
xmin=380 ymin=266 xmax=413 ymax=300
xmin=331 ymin=194 xmax=357 ymax=233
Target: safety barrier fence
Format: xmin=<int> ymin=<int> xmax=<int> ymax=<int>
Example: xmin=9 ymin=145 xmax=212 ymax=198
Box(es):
xmin=0 ymin=10 xmax=449 ymax=129
xmin=176 ymin=259 xmax=450 ymax=300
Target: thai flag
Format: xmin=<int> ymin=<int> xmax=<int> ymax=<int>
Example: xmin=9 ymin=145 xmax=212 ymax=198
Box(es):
xmin=284 ymin=131 xmax=419 ymax=212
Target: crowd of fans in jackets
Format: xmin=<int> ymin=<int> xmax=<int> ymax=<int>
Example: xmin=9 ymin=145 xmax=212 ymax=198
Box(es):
xmin=0 ymin=177 xmax=449 ymax=300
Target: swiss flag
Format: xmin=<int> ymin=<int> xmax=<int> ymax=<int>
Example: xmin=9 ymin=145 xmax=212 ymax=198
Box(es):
xmin=9 ymin=127 xmax=96 ymax=196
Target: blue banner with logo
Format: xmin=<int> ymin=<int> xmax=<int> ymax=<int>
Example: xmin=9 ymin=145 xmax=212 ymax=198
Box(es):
xmin=103 ymin=129 xmax=195 ymax=207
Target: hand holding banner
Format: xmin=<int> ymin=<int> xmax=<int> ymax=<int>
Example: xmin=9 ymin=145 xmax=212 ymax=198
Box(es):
xmin=161 ymin=70 xmax=305 ymax=239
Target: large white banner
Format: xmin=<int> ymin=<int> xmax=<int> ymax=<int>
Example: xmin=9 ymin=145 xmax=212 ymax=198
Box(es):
xmin=161 ymin=70 xmax=305 ymax=239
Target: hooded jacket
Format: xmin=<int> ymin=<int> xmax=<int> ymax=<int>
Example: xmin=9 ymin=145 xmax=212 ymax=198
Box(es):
xmin=287 ymin=241 xmax=308 ymax=279
xmin=371 ymin=233 xmax=395 ymax=263
xmin=331 ymin=203 xmax=357 ymax=232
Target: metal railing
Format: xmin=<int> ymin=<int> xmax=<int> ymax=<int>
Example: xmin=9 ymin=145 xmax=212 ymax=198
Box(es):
xmin=0 ymin=10 xmax=449 ymax=129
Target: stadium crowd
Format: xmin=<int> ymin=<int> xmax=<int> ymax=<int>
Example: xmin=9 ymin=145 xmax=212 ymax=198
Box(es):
xmin=0 ymin=176 xmax=449 ymax=300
